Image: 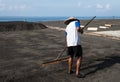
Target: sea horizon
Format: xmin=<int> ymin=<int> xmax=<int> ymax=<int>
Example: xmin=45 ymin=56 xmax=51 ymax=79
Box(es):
xmin=0 ymin=16 xmax=120 ymax=22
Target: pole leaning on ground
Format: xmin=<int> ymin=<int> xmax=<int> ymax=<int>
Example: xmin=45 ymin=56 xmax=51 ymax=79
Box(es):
xmin=55 ymin=47 xmax=66 ymax=60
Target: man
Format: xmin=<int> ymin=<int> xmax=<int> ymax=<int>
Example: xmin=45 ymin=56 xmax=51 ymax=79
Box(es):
xmin=64 ymin=16 xmax=84 ymax=78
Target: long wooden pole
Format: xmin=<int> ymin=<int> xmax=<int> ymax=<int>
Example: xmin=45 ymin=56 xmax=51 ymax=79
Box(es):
xmin=81 ymin=16 xmax=96 ymax=30
xmin=42 ymin=57 xmax=68 ymax=66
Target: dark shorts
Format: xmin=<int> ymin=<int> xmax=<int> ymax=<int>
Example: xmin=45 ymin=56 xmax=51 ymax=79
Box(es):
xmin=67 ymin=45 xmax=83 ymax=57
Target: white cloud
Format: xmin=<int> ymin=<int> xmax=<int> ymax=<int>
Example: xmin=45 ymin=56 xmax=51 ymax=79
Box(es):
xmin=0 ymin=0 xmax=31 ymax=11
xmin=11 ymin=5 xmax=29 ymax=10
xmin=95 ymin=3 xmax=112 ymax=14
xmin=105 ymin=4 xmax=111 ymax=10
xmin=96 ymin=4 xmax=104 ymax=9
xmin=77 ymin=2 xmax=81 ymax=7
xmin=85 ymin=5 xmax=93 ymax=8
xmin=96 ymin=3 xmax=111 ymax=10
xmin=0 ymin=3 xmax=30 ymax=11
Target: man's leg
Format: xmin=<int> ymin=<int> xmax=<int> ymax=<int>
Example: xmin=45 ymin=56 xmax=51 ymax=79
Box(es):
xmin=76 ymin=56 xmax=82 ymax=76
xmin=68 ymin=55 xmax=73 ymax=74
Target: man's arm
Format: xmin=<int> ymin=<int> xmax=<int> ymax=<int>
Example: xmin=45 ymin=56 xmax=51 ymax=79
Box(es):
xmin=77 ymin=27 xmax=84 ymax=34
xmin=75 ymin=21 xmax=84 ymax=34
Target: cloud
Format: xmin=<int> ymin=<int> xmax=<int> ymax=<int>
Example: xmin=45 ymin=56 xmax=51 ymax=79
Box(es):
xmin=95 ymin=3 xmax=111 ymax=14
xmin=0 ymin=0 xmax=31 ymax=11
xmin=0 ymin=3 xmax=30 ymax=11
xmin=85 ymin=5 xmax=93 ymax=8
xmin=105 ymin=4 xmax=111 ymax=10
xmin=96 ymin=4 xmax=104 ymax=9
xmin=77 ymin=2 xmax=81 ymax=7
xmin=96 ymin=3 xmax=111 ymax=10
xmin=9 ymin=5 xmax=29 ymax=10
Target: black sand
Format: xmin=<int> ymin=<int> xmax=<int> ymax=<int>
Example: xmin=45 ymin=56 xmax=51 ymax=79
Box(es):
xmin=0 ymin=20 xmax=120 ymax=82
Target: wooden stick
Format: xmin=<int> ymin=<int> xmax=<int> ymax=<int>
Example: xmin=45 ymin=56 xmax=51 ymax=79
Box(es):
xmin=82 ymin=16 xmax=96 ymax=30
xmin=42 ymin=57 xmax=68 ymax=66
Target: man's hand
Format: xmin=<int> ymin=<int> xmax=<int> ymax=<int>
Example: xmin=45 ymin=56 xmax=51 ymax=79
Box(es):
xmin=79 ymin=29 xmax=84 ymax=34
xmin=77 ymin=27 xmax=84 ymax=34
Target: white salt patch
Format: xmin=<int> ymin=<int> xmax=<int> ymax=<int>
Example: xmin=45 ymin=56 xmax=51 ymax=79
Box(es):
xmin=93 ymin=30 xmax=120 ymax=38
xmin=99 ymin=26 xmax=109 ymax=29
xmin=87 ymin=27 xmax=98 ymax=31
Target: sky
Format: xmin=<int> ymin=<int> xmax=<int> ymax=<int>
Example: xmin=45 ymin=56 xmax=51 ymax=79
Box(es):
xmin=0 ymin=0 xmax=120 ymax=17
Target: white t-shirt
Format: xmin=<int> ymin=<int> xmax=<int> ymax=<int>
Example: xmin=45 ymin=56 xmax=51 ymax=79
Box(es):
xmin=65 ymin=21 xmax=81 ymax=47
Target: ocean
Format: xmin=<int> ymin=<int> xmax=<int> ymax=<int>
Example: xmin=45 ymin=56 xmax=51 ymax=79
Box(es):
xmin=0 ymin=16 xmax=120 ymax=22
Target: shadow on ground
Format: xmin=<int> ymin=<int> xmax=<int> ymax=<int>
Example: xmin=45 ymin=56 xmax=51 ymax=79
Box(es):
xmin=81 ymin=55 xmax=120 ymax=77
